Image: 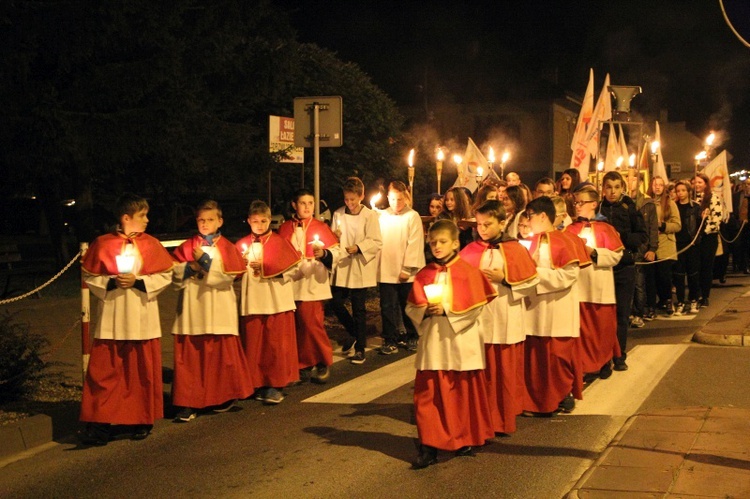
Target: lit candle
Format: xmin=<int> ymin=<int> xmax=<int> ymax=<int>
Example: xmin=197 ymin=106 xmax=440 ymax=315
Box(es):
xmin=651 ymin=140 xmax=660 ymax=155
xmin=370 ymin=192 xmax=382 ymax=209
xmin=423 ymin=283 xmax=445 ymax=304
xmin=453 ymin=154 xmax=464 ymax=186
xmin=115 ymin=244 xmax=135 ymax=274
xmin=311 ymin=234 xmax=323 ymax=249
xmin=579 ymin=226 xmax=596 ymax=248
xmin=247 ymin=242 xmax=263 ymax=263
xmin=476 ymin=166 xmax=484 ymax=183
xmin=616 ymin=156 xmax=624 ymax=169
xmin=629 ymin=153 xmax=636 ymax=168
xmin=436 ymin=148 xmax=444 ymax=195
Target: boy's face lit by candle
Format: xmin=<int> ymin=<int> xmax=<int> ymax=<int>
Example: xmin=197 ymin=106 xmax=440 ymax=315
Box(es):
xmin=388 ymin=189 xmax=407 ymax=214
xmin=343 ymin=191 xmax=363 ymax=214
xmin=475 ymin=212 xmax=505 ymax=242
xmin=196 ymin=208 xmax=223 ymax=236
xmin=429 ymin=229 xmax=459 ymax=261
xmin=248 ymin=213 xmax=271 ymax=235
xmin=122 ymin=208 xmax=149 ymax=234
xmin=292 ymin=194 xmax=315 ymax=220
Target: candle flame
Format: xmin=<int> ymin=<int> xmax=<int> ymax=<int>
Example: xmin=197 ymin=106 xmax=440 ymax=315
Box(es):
xmin=629 ymin=153 xmax=636 ymax=167
xmin=407 ymin=148 xmax=415 ymax=167
xmin=242 ymin=243 xmax=248 ymax=254
xmin=436 ymin=148 xmax=445 ymax=161
xmin=488 ymin=146 xmax=495 ymax=163
xmin=651 ymin=141 xmax=660 ymax=154
xmin=370 ymin=192 xmax=382 ymax=208
xmin=453 ymin=154 xmax=463 ymax=165
xmin=706 ymin=132 xmax=715 ymax=146
xmin=501 ymin=151 xmax=510 ymax=163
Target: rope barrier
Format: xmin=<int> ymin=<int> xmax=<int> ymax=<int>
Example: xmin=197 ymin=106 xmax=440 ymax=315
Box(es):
xmin=0 ymin=250 xmax=82 ymax=305
xmin=719 ymin=220 xmax=748 ymax=245
xmin=635 ymin=216 xmax=708 ymax=265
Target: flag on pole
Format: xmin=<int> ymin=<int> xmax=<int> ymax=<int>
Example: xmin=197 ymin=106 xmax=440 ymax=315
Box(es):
xmin=617 ymin=124 xmax=629 ymax=161
xmin=652 ymin=121 xmax=668 ymax=180
xmin=585 ymin=73 xmax=612 ymax=158
xmin=603 ymin=123 xmax=619 ymax=171
xmin=452 ymin=137 xmax=488 ymax=193
xmin=569 ymin=68 xmax=595 ymax=179
xmin=702 ymin=150 xmax=733 ymax=220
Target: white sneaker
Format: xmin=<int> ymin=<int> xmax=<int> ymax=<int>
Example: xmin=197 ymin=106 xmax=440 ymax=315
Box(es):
xmin=689 ymin=301 xmax=700 ymax=314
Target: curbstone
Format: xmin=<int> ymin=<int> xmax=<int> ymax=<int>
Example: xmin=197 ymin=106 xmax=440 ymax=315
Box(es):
xmin=0 ymin=414 xmax=52 ymax=460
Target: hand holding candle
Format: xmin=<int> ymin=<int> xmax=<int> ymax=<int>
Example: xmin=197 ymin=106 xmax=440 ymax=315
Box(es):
xmin=311 ymin=234 xmax=324 ymax=258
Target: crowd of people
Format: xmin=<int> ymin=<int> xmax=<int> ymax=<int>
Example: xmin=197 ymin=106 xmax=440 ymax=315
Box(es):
xmin=76 ymin=168 xmax=749 ymax=469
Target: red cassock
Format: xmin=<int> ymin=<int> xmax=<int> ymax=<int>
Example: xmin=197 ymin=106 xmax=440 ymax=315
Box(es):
xmin=461 ymin=239 xmax=538 ymax=433
xmin=235 ymin=232 xmax=302 ymax=389
xmin=170 ymin=235 xmax=253 ymax=408
xmin=278 ymin=217 xmax=337 ymax=370
xmin=410 ymin=257 xmax=497 ymax=450
xmin=565 ymin=221 xmax=624 ymax=373
xmin=80 ymin=232 xmax=174 ymax=425
xmin=524 ymin=230 xmax=584 ymax=413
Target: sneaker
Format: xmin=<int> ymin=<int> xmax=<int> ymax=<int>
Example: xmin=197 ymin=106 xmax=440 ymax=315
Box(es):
xmin=312 ymin=364 xmax=330 ymax=384
xmin=630 ymin=316 xmax=645 ymax=328
xmin=700 ymin=298 xmax=709 ymax=308
xmin=263 ymin=388 xmax=284 ymax=405
xmin=174 ymin=407 xmax=197 ymax=423
xmin=689 ymin=301 xmax=700 ymax=314
xmin=599 ymin=362 xmax=613 ymax=380
xmin=643 ymin=309 xmax=656 ymax=321
xmin=673 ymin=303 xmax=685 ymax=316
xmin=379 ymin=343 xmax=398 ymax=355
xmin=413 ymin=445 xmax=438 ymax=469
xmin=406 ymin=337 xmax=418 ymax=352
xmin=455 ymin=446 xmax=475 ymax=457
xmin=252 ymin=388 xmax=268 ymax=402
xmin=660 ymin=301 xmax=674 ymax=316
xmin=558 ymin=393 xmax=575 ymax=413
xmin=350 ymin=351 xmax=366 ymax=365
xmin=396 ymin=334 xmax=408 ymax=348
xmin=613 ymin=357 xmax=629 ymax=371
xmin=341 ymin=337 xmax=356 ymax=356
xmin=213 ymin=399 xmax=237 ymax=413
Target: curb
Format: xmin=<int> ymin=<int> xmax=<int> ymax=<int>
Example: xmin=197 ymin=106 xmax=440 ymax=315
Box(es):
xmin=692 ymin=294 xmax=750 ymax=346
xmin=0 ymin=414 xmax=53 ymax=461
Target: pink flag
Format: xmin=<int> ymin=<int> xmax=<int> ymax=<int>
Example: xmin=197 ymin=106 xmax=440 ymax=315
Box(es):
xmin=585 ymin=73 xmax=612 ymax=158
xmin=652 ymin=121 xmax=668 ymax=180
xmin=569 ymin=69 xmax=595 ymax=179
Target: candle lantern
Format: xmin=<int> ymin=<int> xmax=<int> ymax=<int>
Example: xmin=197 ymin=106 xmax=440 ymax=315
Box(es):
xmin=579 ymin=225 xmax=596 ymax=249
xmin=116 ymin=244 xmax=136 ymax=274
xmin=423 ymin=283 xmax=445 ymax=304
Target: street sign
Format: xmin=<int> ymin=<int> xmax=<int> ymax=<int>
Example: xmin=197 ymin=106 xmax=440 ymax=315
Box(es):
xmin=293 ymin=96 xmax=343 ymax=148
xmin=269 ymin=116 xmax=304 ymax=163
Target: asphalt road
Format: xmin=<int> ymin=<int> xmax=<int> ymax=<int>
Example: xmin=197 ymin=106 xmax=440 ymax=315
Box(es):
xmin=2 ymin=275 xmax=750 ymax=498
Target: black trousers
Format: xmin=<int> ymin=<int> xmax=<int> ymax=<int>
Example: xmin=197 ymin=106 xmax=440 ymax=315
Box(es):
xmin=614 ymin=264 xmax=636 ymax=360
xmin=699 ymin=233 xmax=719 ymax=300
xmin=673 ymin=243 xmax=700 ymax=303
xmin=330 ymin=286 xmax=369 ymax=353
xmin=379 ymin=282 xmax=416 ymax=345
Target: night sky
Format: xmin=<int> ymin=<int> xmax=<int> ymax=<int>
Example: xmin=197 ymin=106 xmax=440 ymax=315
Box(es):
xmin=280 ymin=0 xmax=750 ymax=166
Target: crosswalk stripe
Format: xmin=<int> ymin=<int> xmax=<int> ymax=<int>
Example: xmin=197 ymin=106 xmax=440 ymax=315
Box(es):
xmin=302 ymin=355 xmax=415 ymax=404
xmin=572 ymin=344 xmax=688 ymax=416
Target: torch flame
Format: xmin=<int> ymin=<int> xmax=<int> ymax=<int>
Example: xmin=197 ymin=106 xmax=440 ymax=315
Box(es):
xmin=706 ymin=132 xmax=715 ymax=147
xmin=488 ymin=146 xmax=495 ymax=163
xmin=501 ymin=151 xmax=510 ymax=164
xmin=629 ymin=153 xmax=636 ymax=167
xmin=407 ymin=148 xmax=415 ymax=167
xmin=597 ymin=161 xmax=604 ymax=172
xmin=453 ymin=154 xmax=463 ymax=165
xmin=436 ymin=148 xmax=445 ymax=161
xmin=651 ymin=141 xmax=660 ymax=154
xmin=476 ymin=166 xmax=484 ymax=179
xmin=695 ymin=151 xmax=707 ymax=161
xmin=616 ymin=156 xmax=624 ymax=168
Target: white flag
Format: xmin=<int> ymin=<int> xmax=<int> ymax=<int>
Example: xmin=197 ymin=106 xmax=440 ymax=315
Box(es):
xmin=702 ymin=150 xmax=733 ymax=220
xmin=569 ymin=69 xmax=595 ymax=179
xmin=585 ymin=73 xmax=612 ymax=158
xmin=617 ymin=124 xmax=629 ymax=161
xmin=604 ymin=123 xmax=619 ymax=171
xmin=652 ymin=121 xmax=668 ymax=180
xmin=452 ymin=137 xmax=488 ymax=193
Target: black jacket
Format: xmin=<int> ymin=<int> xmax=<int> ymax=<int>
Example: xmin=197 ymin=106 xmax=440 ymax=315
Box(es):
xmin=599 ymin=194 xmax=647 ymax=268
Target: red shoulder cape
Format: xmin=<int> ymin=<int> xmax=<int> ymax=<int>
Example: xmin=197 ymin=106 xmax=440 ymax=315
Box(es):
xmin=278 ymin=217 xmax=339 ymax=258
xmin=82 ymin=232 xmax=174 ymax=276
xmin=460 ymin=240 xmax=538 ymax=286
xmin=408 ymin=257 xmax=497 ymax=314
xmin=528 ymin=230 xmax=581 ymax=269
xmin=172 ymin=234 xmax=246 ymax=275
xmin=565 ymin=221 xmax=624 ymax=253
xmin=236 ymin=232 xmax=301 ymax=278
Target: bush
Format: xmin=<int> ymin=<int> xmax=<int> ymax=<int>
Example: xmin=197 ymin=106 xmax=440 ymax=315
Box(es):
xmin=0 ymin=313 xmax=50 ymax=403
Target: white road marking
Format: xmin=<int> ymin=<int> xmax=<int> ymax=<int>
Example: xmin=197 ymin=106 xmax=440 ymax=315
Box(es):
xmin=653 ymin=314 xmax=696 ymax=321
xmin=572 ymin=344 xmax=688 ymax=416
xmin=302 ymin=355 xmax=415 ymax=404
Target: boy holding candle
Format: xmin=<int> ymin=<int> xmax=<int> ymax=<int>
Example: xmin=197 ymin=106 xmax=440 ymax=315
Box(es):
xmin=236 ymin=200 xmax=301 ymax=404
xmin=330 ymin=177 xmax=382 ymax=365
xmin=278 ymin=189 xmax=340 ymax=384
xmin=170 ymin=200 xmax=253 ymax=422
xmin=78 ymin=193 xmax=174 ymax=445
xmin=377 ymin=181 xmax=425 ymax=354
xmin=407 ymin=219 xmax=497 ymax=469
xmin=460 ymin=200 xmax=538 ymax=435
xmin=522 ymin=196 xmax=583 ymax=415
xmin=565 ymin=187 xmax=623 ymax=380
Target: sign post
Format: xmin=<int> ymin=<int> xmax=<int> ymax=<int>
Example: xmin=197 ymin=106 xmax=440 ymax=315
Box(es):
xmin=294 ymin=96 xmax=343 ymax=219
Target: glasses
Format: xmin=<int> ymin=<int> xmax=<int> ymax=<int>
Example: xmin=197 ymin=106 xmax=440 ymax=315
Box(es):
xmin=573 ymin=200 xmax=596 ymax=207
xmin=526 ymin=211 xmax=539 ymax=218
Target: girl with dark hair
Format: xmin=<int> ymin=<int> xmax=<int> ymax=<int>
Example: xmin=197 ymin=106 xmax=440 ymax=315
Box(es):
xmin=502 ymin=185 xmax=527 ymax=238
xmin=672 ymin=181 xmax=702 ymax=314
xmin=645 ymin=176 xmax=681 ymax=315
xmin=439 ymin=186 xmax=474 ymax=248
xmin=557 ymin=168 xmax=581 ymax=217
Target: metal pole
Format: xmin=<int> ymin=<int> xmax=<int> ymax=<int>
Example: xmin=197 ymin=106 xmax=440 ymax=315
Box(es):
xmin=80 ymin=242 xmax=90 ymax=385
xmin=314 ymin=103 xmax=321 ymax=219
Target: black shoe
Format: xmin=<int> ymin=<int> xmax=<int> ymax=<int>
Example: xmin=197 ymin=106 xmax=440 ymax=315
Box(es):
xmin=212 ymin=399 xmax=237 ymax=413
xmin=558 ymin=393 xmax=575 ymax=413
xmin=312 ymin=364 xmax=330 ymax=384
xmin=413 ymin=445 xmax=438 ymax=469
xmin=341 ymin=337 xmax=356 ymax=355
xmin=599 ymin=362 xmax=613 ymax=380
xmin=78 ymin=423 xmax=110 ymax=446
xmin=350 ymin=351 xmax=366 ymax=365
xmin=613 ymin=357 xmax=629 ymax=371
xmin=700 ymin=298 xmax=709 ymax=308
xmin=455 ymin=446 xmax=475 ymax=457
xmin=396 ymin=334 xmax=408 ymax=348
xmin=130 ymin=425 xmax=152 ymax=440
xmin=406 ymin=337 xmax=418 ymax=352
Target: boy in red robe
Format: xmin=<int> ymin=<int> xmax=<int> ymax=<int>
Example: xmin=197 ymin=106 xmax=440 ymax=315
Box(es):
xmin=78 ymin=193 xmax=174 ymax=445
xmin=460 ymin=200 xmax=538 ymax=435
xmin=406 ymin=219 xmax=497 ymax=469
xmin=278 ymin=189 xmax=339 ymax=384
xmin=170 ymin=200 xmax=253 ymax=422
xmin=236 ymin=200 xmax=301 ymax=404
